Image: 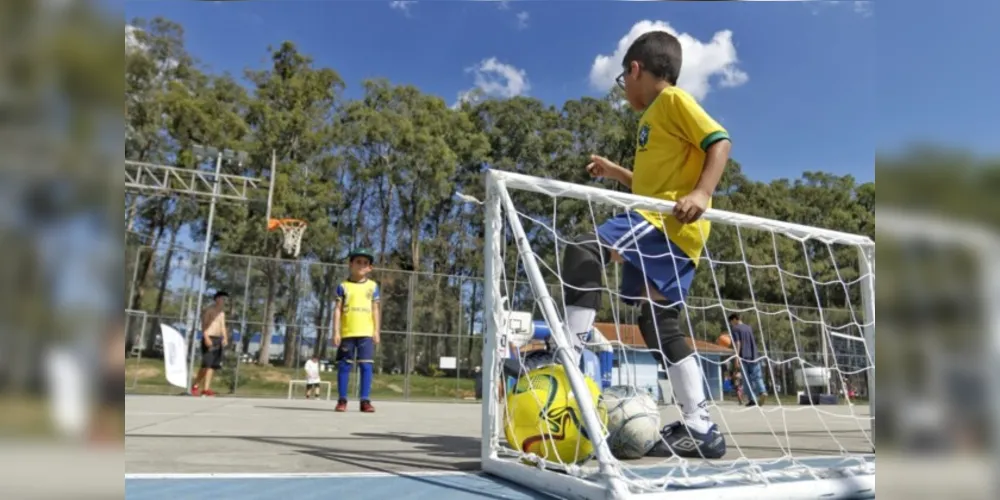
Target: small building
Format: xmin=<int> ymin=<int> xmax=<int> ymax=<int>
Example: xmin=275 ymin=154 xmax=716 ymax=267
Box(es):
xmin=593 ymin=323 xmax=734 ymax=403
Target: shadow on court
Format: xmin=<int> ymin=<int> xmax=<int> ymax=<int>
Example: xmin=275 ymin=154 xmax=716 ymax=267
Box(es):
xmin=127 ymin=431 xmax=482 ymax=472
xmin=126 ymin=429 xmax=548 ymax=500
xmin=255 ymin=405 xmax=334 ymax=413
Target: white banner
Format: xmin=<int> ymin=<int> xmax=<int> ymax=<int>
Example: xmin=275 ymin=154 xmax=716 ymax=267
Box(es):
xmin=160 ymin=324 xmax=189 ymax=388
xmin=45 ymin=348 xmax=88 ymax=438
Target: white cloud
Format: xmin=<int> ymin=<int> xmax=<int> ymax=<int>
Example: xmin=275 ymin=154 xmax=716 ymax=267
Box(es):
xmin=126 ymin=24 xmax=144 ymax=53
xmin=516 ymin=11 xmax=530 ymax=30
xmin=853 ymin=1 xmax=873 ymax=17
xmin=389 ymin=1 xmax=416 ymax=16
xmin=498 ymin=0 xmax=510 ymax=10
xmin=455 ymin=57 xmax=530 ymax=107
xmin=588 ymin=20 xmax=748 ymax=101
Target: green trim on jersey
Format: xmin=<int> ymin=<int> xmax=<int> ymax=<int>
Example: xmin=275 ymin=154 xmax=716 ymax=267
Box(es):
xmin=700 ymin=131 xmax=730 ymax=151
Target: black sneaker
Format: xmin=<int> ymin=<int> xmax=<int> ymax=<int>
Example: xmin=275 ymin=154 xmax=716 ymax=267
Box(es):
xmin=648 ymin=421 xmax=727 ymax=459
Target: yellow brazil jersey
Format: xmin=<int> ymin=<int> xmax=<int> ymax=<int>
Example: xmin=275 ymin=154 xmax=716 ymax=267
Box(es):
xmin=336 ymin=279 xmax=380 ymax=338
xmin=633 ymin=86 xmax=729 ymax=265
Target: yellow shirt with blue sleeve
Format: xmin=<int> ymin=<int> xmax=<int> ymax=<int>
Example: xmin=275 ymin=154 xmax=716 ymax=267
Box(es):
xmin=336 ymin=279 xmax=380 ymax=339
xmin=632 ymin=86 xmax=729 ymax=265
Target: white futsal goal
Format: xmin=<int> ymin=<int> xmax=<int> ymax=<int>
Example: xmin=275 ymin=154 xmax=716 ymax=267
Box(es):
xmin=479 ymin=169 xmax=875 ymax=500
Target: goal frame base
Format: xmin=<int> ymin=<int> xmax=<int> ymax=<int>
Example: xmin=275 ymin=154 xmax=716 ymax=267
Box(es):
xmin=483 ymin=454 xmax=876 ymax=500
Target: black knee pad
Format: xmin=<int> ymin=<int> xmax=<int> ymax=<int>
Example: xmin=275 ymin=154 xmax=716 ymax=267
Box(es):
xmin=638 ymin=301 xmax=693 ymax=366
xmin=560 ymin=233 xmax=610 ymax=310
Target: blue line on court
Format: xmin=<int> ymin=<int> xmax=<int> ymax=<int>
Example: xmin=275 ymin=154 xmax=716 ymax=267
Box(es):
xmin=125 ymin=472 xmax=552 ymax=500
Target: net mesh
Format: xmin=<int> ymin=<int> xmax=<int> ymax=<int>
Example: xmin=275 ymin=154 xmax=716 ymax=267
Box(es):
xmin=269 ymin=219 xmax=307 ymax=257
xmin=481 ymin=171 xmax=875 ymax=498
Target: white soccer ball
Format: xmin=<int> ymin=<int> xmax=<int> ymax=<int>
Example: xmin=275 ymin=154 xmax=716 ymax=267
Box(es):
xmin=602 ymin=385 xmax=661 ymax=459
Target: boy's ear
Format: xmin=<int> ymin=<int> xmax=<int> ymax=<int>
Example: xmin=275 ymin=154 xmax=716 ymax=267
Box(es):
xmin=627 ymin=60 xmax=640 ymax=80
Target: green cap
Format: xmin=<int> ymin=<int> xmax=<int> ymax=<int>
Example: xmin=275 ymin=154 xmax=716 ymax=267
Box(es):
xmin=348 ymin=247 xmax=375 ymax=263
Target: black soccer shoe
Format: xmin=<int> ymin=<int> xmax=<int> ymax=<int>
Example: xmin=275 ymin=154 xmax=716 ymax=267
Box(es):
xmin=648 ymin=421 xmax=727 ymax=459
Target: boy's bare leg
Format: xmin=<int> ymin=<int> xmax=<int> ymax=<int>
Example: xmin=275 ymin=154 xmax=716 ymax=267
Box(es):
xmin=202 ymin=369 xmax=214 ymax=392
xmin=193 ymin=368 xmax=206 ymax=390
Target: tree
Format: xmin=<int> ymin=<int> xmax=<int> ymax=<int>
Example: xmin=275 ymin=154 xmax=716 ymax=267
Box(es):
xmin=123 ymin=14 xmax=882 ymax=383
xmin=215 ymin=41 xmax=344 ymax=366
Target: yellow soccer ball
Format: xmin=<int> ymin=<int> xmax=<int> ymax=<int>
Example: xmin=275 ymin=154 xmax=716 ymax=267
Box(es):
xmin=503 ymin=364 xmax=607 ymax=465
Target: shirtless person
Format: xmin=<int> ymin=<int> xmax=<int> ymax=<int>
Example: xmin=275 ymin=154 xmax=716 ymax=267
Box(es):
xmin=192 ymin=291 xmax=229 ymax=397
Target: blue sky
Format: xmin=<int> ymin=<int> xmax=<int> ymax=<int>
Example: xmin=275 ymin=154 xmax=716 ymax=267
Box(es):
xmin=125 ymin=0 xmax=877 ymax=183
xmin=875 ymin=0 xmax=1000 ymax=158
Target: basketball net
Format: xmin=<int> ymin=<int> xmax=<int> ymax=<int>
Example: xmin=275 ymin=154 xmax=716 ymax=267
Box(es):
xmin=267 ymin=218 xmax=307 ymax=257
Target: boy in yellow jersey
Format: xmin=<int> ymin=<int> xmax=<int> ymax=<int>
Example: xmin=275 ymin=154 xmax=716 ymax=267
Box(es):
xmin=332 ymin=248 xmax=381 ymax=412
xmin=560 ymin=31 xmax=730 ymax=459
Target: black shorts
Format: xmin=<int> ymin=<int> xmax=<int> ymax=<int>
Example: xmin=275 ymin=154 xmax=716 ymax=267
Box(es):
xmin=306 ymin=383 xmax=320 ymax=390
xmin=200 ymin=337 xmax=224 ymax=370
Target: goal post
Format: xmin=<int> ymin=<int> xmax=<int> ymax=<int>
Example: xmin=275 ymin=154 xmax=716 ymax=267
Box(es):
xmin=480 ymin=169 xmax=876 ymax=500
xmin=874 ymin=209 xmax=1000 ymax=471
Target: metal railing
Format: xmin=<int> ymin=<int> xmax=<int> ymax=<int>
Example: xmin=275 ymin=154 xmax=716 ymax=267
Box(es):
xmin=125 ymin=244 xmax=867 ymax=401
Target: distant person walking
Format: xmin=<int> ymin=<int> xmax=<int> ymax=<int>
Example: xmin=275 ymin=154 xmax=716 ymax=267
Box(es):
xmin=193 ymin=291 xmax=229 ymax=397
xmin=729 ymin=313 xmax=767 ymax=406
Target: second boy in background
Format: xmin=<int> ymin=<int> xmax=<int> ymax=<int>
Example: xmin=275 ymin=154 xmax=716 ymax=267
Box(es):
xmin=332 ymin=248 xmax=381 ymax=413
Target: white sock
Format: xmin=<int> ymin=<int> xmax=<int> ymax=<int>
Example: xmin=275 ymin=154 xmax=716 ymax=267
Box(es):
xmin=564 ymin=305 xmax=596 ymax=343
xmin=668 ymin=356 xmax=713 ymax=434
xmin=564 ymin=306 xmax=596 ymax=364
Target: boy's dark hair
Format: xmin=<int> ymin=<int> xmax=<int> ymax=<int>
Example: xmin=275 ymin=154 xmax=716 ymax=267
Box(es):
xmin=214 ymin=290 xmax=230 ymax=300
xmin=727 ymin=313 xmax=740 ymax=322
xmin=622 ymin=31 xmax=683 ymax=85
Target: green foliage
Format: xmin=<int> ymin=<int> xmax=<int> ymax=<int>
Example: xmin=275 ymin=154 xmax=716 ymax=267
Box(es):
xmin=125 ymin=16 xmax=876 ymax=373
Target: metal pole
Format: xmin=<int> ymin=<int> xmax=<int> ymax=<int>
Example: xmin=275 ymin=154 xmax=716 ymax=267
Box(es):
xmin=265 ymin=150 xmax=276 ymax=223
xmin=231 ymin=256 xmax=253 ymax=394
xmin=181 ymin=255 xmax=198 ymax=328
xmin=125 ymin=248 xmax=143 ymax=350
xmin=857 ymin=246 xmax=875 ymax=444
xmin=480 ymin=175 xmax=502 ymax=461
xmin=457 ymin=289 xmax=462 ymax=400
xmin=403 ymin=272 xmax=416 ymax=400
xmin=177 ymin=255 xmax=188 ymax=324
xmin=127 ymin=247 xmax=143 ymax=312
xmin=186 ymin=152 xmax=224 ymax=394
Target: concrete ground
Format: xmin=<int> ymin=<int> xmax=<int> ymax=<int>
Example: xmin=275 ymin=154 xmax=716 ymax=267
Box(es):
xmin=125 ymin=395 xmax=874 ymax=499
xmin=126 ymin=395 xmax=873 ymax=474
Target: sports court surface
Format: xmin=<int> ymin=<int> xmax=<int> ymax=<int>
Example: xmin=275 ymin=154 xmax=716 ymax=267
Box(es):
xmin=125 ymin=395 xmax=873 ymax=499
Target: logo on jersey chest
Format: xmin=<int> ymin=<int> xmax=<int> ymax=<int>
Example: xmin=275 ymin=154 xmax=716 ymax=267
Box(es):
xmin=637 ymin=123 xmax=651 ymax=150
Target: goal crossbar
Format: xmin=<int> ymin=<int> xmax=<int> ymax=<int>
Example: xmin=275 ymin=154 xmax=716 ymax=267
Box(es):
xmin=480 ymin=169 xmax=876 ymax=500
xmin=491 ymin=169 xmax=874 ymax=249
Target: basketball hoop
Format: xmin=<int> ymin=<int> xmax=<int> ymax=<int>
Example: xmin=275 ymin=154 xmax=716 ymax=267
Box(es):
xmin=267 ymin=218 xmax=307 ymax=257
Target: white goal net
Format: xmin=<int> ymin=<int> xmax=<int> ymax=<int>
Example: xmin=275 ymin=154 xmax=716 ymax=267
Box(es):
xmin=480 ymin=170 xmax=875 ymax=500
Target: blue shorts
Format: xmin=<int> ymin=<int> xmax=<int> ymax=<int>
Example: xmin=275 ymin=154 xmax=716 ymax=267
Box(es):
xmin=336 ymin=337 xmax=375 ymax=364
xmin=596 ymin=212 xmax=696 ymax=306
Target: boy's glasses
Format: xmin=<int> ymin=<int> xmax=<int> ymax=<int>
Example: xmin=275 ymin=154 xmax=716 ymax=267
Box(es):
xmin=615 ymin=71 xmax=626 ymax=90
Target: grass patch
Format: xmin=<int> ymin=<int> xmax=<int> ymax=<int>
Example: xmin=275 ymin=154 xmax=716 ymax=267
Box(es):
xmin=126 ymin=358 xmax=477 ymax=401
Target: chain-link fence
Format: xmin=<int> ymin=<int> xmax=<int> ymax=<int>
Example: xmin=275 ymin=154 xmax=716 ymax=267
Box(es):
xmin=124 ymin=244 xmax=868 ymax=401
